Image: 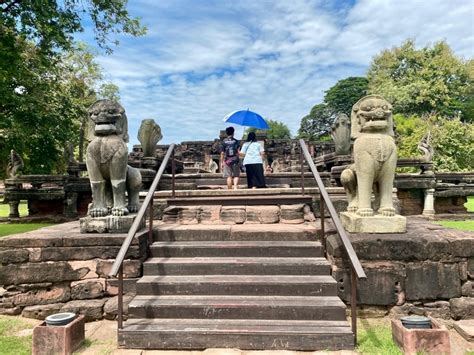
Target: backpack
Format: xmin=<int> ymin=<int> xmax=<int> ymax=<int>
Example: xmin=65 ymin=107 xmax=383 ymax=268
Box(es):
xmin=223 ymin=138 xmax=239 ymax=165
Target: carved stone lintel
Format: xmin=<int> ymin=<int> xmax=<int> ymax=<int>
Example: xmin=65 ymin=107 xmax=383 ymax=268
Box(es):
xmin=79 ymin=214 xmax=145 ymax=234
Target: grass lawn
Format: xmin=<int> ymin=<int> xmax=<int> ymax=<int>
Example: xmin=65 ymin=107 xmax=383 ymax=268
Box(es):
xmin=0 ymin=316 xmax=37 ymax=355
xmin=357 ymin=319 xmax=402 ymax=355
xmin=0 ymin=223 xmax=55 ymax=238
xmin=434 ymin=196 xmax=474 ymax=232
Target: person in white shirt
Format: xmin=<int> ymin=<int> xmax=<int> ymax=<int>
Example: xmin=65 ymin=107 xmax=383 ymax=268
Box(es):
xmin=240 ymin=132 xmax=266 ymax=189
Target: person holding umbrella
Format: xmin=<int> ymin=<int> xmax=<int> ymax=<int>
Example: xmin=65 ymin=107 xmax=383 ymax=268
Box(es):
xmin=220 ymin=126 xmax=241 ymax=189
xmin=241 ymin=131 xmax=266 ymax=189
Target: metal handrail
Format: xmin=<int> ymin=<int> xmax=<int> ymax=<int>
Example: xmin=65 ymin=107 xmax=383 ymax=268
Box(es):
xmin=299 ymin=139 xmax=366 ymax=345
xmin=109 ymin=143 xmax=176 ymax=329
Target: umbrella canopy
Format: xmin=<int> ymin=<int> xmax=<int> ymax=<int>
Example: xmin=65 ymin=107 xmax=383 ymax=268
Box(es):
xmin=223 ymin=109 xmax=269 ymax=129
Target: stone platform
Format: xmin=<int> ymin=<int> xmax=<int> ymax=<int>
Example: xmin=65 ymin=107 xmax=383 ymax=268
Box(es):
xmin=0 ymin=222 xmax=147 ymax=320
xmin=326 ymin=216 xmax=474 ymax=319
xmin=80 ymin=214 xmax=145 ymax=233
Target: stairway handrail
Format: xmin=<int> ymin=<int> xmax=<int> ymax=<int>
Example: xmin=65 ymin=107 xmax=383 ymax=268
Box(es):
xmin=109 ymin=143 xmax=175 ymax=278
xmin=299 ymin=139 xmax=366 ymax=279
xmin=299 ymin=139 xmax=365 ymax=346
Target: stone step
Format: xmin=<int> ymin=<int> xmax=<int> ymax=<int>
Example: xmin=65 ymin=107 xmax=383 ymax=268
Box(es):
xmin=118 ymin=318 xmax=354 ymax=350
xmin=163 ymin=194 xmax=313 ymax=206
xmin=135 ymin=275 xmax=337 ymax=296
xmin=128 ymin=295 xmax=347 ymax=320
xmin=153 ymin=224 xmax=319 ymax=242
xmin=143 ymin=257 xmax=331 ymax=275
xmin=150 ymin=241 xmax=322 ymax=258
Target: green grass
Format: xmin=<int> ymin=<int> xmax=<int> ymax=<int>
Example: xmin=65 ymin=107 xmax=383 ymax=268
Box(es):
xmin=435 ymin=220 xmax=474 ymax=232
xmin=0 ymin=223 xmax=54 ymax=238
xmin=466 ymin=196 xmax=474 ymax=212
xmin=357 ymin=319 xmax=402 ymax=355
xmin=0 ymin=316 xmax=34 ymax=355
xmin=0 ymin=197 xmax=28 ymax=217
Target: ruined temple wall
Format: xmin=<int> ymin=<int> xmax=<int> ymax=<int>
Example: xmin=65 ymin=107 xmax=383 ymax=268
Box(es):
xmin=326 ymin=217 xmax=474 ymax=319
xmin=0 ymin=223 xmax=146 ymax=321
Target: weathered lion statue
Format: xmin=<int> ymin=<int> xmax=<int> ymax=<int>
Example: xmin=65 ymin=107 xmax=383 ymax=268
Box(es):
xmin=341 ymin=95 xmax=397 ymax=217
xmin=85 ymin=100 xmax=142 ymax=217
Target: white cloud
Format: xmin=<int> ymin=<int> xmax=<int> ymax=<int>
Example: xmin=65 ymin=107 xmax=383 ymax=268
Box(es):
xmin=90 ymin=0 xmax=473 ymax=145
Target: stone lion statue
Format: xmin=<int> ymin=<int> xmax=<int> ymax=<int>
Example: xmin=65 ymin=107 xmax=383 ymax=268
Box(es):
xmin=85 ymin=100 xmax=142 ymax=217
xmin=341 ymin=95 xmax=397 ymax=217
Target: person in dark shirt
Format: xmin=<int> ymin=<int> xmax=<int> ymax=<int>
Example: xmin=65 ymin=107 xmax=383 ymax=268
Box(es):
xmin=220 ymin=126 xmax=240 ymax=189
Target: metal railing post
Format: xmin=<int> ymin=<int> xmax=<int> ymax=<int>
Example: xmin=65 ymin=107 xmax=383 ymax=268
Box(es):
xmin=351 ymin=267 xmax=357 ymax=346
xmin=172 ymin=149 xmax=176 ymax=199
xmin=118 ymin=264 xmax=123 ymax=329
xmin=300 ymin=150 xmax=305 ymax=195
xmin=148 ymin=198 xmax=154 ymax=246
xmin=320 ymin=198 xmax=326 ymax=256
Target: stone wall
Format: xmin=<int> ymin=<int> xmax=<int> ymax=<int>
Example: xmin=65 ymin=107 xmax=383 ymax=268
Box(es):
xmin=0 ymin=223 xmax=147 ymax=321
xmin=326 ymin=216 xmax=474 ymax=319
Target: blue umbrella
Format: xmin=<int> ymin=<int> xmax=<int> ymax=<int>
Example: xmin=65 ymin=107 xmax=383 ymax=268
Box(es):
xmin=223 ymin=109 xmax=269 ymax=129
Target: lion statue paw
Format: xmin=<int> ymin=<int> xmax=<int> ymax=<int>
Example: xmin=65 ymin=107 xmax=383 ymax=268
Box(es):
xmin=378 ymin=207 xmax=396 ymax=216
xmin=111 ymin=206 xmax=129 ymax=216
xmin=90 ymin=207 xmax=109 ymax=217
xmin=357 ymin=208 xmax=374 ymax=217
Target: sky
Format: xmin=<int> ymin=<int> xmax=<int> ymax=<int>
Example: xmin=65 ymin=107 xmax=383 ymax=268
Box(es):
xmin=78 ymin=0 xmax=473 ymax=145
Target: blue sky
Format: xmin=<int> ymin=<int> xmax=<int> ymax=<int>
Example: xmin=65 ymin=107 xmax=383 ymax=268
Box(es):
xmin=78 ymin=0 xmax=473 ymax=145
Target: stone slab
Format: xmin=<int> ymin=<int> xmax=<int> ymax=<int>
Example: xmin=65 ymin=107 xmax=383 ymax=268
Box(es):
xmin=80 ymin=214 xmax=144 ymax=233
xmin=454 ymin=319 xmax=474 ymax=342
xmin=340 ymin=212 xmax=406 ymax=233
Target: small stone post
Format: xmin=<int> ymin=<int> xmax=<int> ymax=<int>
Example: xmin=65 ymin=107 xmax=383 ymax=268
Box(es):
xmin=8 ymin=201 xmax=20 ymax=218
xmin=422 ymin=188 xmax=436 ymax=216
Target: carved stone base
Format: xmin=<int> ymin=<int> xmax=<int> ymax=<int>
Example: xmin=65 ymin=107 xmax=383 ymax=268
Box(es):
xmin=80 ymin=214 xmax=145 ymax=234
xmin=340 ymin=212 xmax=406 ymax=233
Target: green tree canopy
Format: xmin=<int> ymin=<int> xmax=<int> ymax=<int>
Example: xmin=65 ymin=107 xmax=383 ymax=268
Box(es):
xmin=245 ymin=119 xmax=292 ymax=140
xmin=395 ymin=114 xmax=474 ymax=171
xmin=297 ymin=103 xmax=334 ymax=141
xmin=367 ymin=40 xmax=473 ymax=121
xmin=323 ymin=77 xmax=368 ymax=116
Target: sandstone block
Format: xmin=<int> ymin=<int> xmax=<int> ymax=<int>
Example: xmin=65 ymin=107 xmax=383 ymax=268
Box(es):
xmin=461 ymin=280 xmax=474 ymax=297
xmin=220 ymin=206 xmax=246 ymax=224
xmin=0 ymin=305 xmax=22 ymax=315
xmin=406 ymin=262 xmax=461 ymax=301
xmin=67 ymin=260 xmax=98 ymax=279
xmin=459 ymin=261 xmax=468 ymax=281
xmin=450 ymin=297 xmax=474 ymax=320
xmin=106 ymin=278 xmax=138 ymax=296
xmin=22 ymin=303 xmax=65 ymax=320
xmin=0 ymin=248 xmax=29 ymax=264
xmin=280 ymin=204 xmax=304 ymax=224
xmin=0 ymin=261 xmax=86 ymax=285
xmin=340 ymin=212 xmax=406 ymax=233
xmin=80 ymin=214 xmax=144 ymax=233
xmin=37 ymin=245 xmax=142 ymax=261
xmin=61 ymin=298 xmax=107 ymax=321
xmin=200 ymin=206 xmax=221 ymax=224
xmin=96 ymin=259 xmax=142 ymax=278
xmin=447 ymin=236 xmax=474 ymax=258
xmin=3 ymin=283 xmax=70 ymax=307
xmin=162 ymin=206 xmax=201 ymax=224
xmin=103 ymin=294 xmax=134 ymax=320
xmin=246 ymin=206 xmax=279 ymax=224
xmin=71 ymin=279 xmax=105 ymax=300
xmin=468 ymin=258 xmax=474 ymax=278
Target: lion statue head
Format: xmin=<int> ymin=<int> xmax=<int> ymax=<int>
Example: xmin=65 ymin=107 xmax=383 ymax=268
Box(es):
xmin=351 ymin=95 xmax=394 ymax=138
xmin=86 ymin=100 xmax=128 ymax=142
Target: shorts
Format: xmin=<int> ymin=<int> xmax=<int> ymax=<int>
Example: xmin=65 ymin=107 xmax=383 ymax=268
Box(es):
xmin=223 ymin=162 xmax=240 ymax=177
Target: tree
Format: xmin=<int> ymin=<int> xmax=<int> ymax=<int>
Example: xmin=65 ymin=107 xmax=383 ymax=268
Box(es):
xmin=0 ymin=1 xmax=140 ymax=176
xmin=323 ymin=77 xmax=368 ymax=116
xmin=245 ymin=119 xmax=292 ymax=140
xmin=297 ymin=104 xmax=334 ymax=141
xmin=367 ymin=40 xmax=473 ymax=121
xmin=1 ymin=1 xmax=146 ymax=54
xmin=394 ymin=114 xmax=474 ymax=171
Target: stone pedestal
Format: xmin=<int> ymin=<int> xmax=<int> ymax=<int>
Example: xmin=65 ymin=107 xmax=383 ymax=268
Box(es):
xmin=391 ymin=318 xmax=450 ymax=355
xmin=8 ymin=200 xmax=20 ymax=218
xmin=80 ymin=214 xmax=145 ymax=233
xmin=32 ymin=315 xmax=85 ymax=355
xmin=340 ymin=212 xmax=406 ymax=233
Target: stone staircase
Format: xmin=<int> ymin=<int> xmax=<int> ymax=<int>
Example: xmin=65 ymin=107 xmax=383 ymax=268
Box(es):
xmin=118 ymin=193 xmax=354 ymax=351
